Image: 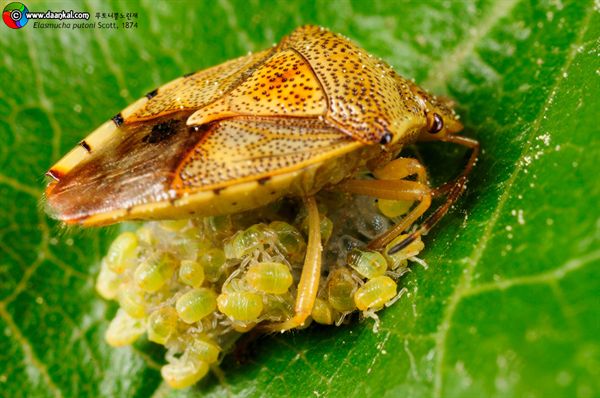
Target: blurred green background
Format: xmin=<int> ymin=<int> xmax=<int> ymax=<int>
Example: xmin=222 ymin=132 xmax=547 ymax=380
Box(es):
xmin=0 ymin=0 xmax=598 ymax=397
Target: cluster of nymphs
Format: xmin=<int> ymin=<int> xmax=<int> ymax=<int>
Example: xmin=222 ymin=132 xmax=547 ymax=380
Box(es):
xmin=96 ymin=193 xmax=425 ymax=389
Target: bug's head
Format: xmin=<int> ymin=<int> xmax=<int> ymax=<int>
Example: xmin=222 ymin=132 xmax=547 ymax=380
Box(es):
xmin=408 ymin=83 xmax=463 ymax=141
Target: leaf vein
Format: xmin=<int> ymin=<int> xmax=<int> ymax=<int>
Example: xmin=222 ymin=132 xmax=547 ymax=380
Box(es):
xmin=463 ymin=249 xmax=600 ymax=297
xmin=0 ymin=307 xmax=64 ymax=398
xmin=23 ymin=28 xmax=63 ymax=162
xmin=422 ymin=0 xmax=520 ymax=91
xmin=0 ymin=255 xmax=44 ymax=307
xmin=84 ymin=0 xmax=135 ymax=103
xmin=431 ymin=4 xmax=595 ymax=397
xmin=44 ymin=251 xmax=93 ymax=281
xmin=0 ymin=174 xmax=42 ymax=197
xmin=217 ymin=0 xmax=255 ymax=51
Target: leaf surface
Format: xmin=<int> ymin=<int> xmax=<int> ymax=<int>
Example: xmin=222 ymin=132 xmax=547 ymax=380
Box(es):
xmin=0 ymin=1 xmax=598 ymax=397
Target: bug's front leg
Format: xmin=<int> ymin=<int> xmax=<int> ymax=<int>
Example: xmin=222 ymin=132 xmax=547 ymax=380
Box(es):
xmin=260 ymin=196 xmax=322 ymax=332
xmin=386 ymin=135 xmax=480 ymax=254
xmin=335 ymin=157 xmax=433 ymax=250
xmin=338 ymin=135 xmax=480 ymax=254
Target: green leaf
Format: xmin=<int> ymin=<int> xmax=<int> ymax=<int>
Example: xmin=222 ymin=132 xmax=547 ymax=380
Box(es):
xmin=1 ymin=0 xmax=598 ymax=397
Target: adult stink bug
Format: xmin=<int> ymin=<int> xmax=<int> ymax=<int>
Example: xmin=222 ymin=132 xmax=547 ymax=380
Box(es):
xmin=45 ymin=25 xmax=479 ymax=332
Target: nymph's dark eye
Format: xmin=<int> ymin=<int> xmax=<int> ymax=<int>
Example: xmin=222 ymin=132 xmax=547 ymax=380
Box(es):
xmin=429 ymin=113 xmax=444 ymax=134
xmin=379 ymin=131 xmax=393 ymax=145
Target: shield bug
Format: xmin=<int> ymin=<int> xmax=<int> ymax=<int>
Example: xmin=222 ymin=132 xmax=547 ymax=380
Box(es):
xmin=45 ymin=25 xmax=479 ymax=333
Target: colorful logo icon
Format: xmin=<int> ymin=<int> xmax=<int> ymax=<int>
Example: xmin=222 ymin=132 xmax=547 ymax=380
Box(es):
xmin=3 ymin=2 xmax=29 ymax=29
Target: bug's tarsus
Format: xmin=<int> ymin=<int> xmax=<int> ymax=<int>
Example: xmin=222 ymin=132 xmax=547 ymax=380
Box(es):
xmin=388 ymin=134 xmax=480 ymax=254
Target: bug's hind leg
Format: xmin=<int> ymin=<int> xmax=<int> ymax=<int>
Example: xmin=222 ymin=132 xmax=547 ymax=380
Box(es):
xmin=260 ymin=196 xmax=322 ymax=332
xmin=335 ymin=157 xmax=432 ymax=250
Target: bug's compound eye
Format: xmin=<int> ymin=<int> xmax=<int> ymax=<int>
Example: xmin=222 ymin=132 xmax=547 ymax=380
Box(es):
xmin=428 ymin=113 xmax=444 ymax=134
xmin=379 ymin=131 xmax=393 ymax=145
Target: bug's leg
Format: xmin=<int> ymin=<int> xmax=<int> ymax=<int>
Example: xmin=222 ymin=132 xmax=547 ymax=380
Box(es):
xmin=387 ymin=134 xmax=480 ymax=254
xmin=260 ymin=196 xmax=322 ymax=332
xmin=335 ymin=158 xmax=432 ymax=250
